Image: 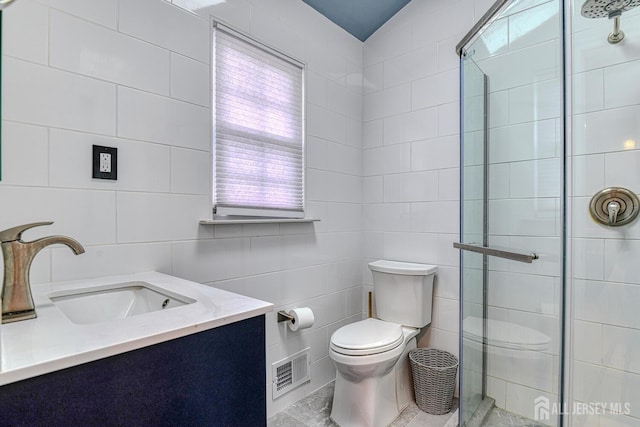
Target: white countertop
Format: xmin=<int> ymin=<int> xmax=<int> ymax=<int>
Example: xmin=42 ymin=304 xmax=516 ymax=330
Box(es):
xmin=0 ymin=272 xmax=273 ymax=386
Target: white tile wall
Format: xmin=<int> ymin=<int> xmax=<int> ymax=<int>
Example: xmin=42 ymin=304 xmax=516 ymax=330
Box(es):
xmin=5 ymin=0 xmax=636 ymax=423
xmin=359 ymin=0 xmax=476 ymax=376
xmin=50 ymin=10 xmax=171 ymax=95
xmin=571 ymin=7 xmax=640 ymax=426
xmin=2 ymin=0 xmax=364 ymax=419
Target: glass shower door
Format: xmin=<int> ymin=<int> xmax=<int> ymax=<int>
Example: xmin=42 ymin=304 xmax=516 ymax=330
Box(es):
xmin=459 ymin=54 xmax=488 ymax=427
xmin=458 ymin=1 xmax=564 ymax=426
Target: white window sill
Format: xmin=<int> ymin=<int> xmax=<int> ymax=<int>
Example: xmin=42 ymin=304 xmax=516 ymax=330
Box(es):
xmin=199 ymin=218 xmax=320 ymax=225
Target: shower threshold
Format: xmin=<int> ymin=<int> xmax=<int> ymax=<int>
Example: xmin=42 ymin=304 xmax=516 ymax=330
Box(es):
xmin=465 ymin=398 xmax=548 ymax=427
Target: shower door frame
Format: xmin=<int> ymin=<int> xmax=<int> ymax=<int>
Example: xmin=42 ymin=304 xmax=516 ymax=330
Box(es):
xmin=456 ymin=0 xmax=568 ymax=425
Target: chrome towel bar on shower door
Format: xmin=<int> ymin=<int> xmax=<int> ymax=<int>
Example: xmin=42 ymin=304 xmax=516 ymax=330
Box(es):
xmin=453 ymin=242 xmax=538 ymax=263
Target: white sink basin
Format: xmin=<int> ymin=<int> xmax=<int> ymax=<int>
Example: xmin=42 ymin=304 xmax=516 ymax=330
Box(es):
xmin=48 ymin=281 xmax=196 ymax=325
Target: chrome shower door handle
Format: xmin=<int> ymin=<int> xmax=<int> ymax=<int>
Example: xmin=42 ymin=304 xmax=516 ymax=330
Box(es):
xmin=453 ymin=242 xmax=538 ymax=263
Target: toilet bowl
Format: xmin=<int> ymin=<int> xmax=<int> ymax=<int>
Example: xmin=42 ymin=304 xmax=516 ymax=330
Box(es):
xmin=329 ymin=260 xmax=437 ymax=427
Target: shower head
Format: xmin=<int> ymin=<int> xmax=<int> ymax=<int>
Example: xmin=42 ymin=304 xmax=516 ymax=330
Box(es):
xmin=581 ymin=0 xmax=640 ymax=18
xmin=581 ymin=0 xmax=640 ymax=43
xmin=0 ymin=0 xmax=18 ymax=10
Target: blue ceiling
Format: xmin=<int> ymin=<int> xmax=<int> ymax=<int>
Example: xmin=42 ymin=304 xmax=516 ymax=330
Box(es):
xmin=302 ymin=0 xmax=413 ymax=42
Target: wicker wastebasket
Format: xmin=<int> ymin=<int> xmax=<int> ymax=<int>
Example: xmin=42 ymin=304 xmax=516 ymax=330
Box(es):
xmin=409 ymin=348 xmax=458 ymax=415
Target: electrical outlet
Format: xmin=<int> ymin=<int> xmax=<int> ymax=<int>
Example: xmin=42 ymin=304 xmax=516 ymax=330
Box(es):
xmin=92 ymin=145 xmax=118 ymax=180
xmin=99 ymin=153 xmax=112 ymax=173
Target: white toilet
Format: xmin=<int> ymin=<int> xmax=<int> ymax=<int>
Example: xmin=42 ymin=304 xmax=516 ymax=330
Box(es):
xmin=329 ymin=260 xmax=437 ymax=427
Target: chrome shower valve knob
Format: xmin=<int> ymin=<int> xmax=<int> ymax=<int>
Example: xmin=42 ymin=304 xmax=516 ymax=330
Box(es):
xmin=589 ymin=187 xmax=640 ymax=227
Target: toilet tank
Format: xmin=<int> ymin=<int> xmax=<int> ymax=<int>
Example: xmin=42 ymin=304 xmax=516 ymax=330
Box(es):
xmin=369 ymin=260 xmax=437 ymax=328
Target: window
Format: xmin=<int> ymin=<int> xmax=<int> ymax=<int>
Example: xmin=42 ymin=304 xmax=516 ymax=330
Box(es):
xmin=213 ymin=24 xmax=305 ymax=219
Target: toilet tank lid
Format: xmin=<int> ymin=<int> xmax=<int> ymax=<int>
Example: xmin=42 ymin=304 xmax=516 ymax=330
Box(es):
xmin=368 ymin=260 xmax=437 ymax=276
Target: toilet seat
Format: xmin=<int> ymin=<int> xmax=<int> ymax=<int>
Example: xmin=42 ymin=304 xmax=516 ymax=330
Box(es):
xmin=330 ymin=318 xmax=404 ymax=356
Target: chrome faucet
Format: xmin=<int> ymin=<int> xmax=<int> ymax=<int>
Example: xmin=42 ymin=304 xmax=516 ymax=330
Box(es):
xmin=0 ymin=222 xmax=85 ymax=323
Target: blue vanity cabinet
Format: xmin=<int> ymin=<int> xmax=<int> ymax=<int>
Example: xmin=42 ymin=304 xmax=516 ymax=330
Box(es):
xmin=0 ymin=315 xmax=266 ymax=426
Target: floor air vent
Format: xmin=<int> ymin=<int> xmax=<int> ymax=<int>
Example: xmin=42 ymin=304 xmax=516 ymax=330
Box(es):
xmin=272 ymin=347 xmax=311 ymax=399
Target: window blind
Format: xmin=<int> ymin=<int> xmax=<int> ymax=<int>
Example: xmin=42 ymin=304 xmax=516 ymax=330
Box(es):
xmin=213 ymin=25 xmax=305 ymax=218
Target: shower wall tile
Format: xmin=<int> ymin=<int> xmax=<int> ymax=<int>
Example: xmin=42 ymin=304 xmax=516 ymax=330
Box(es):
xmin=117 ymin=87 xmax=210 ymax=149
xmin=489 ymin=163 xmax=510 ymax=199
xmin=572 ymin=19 xmax=640 ymax=73
xmin=574 ymin=279 xmax=640 ymax=329
xmin=306 ymin=104 xmax=347 ymax=145
xmin=411 ymin=201 xmax=459 ymax=234
xmin=604 ymin=239 xmax=640 ymax=285
xmin=437 ymin=32 xmax=463 ymax=72
xmin=508 ymin=78 xmax=562 ymax=124
xmin=363 ymin=84 xmax=412 ymax=121
xmin=572 ymin=154 xmax=605 ymax=197
xmin=572 ymin=69 xmax=604 ymax=114
xmin=51 ymin=242 xmax=173 ymax=282
xmin=470 ymin=17 xmax=509 ymax=59
xmin=438 ymin=101 xmax=460 ymax=136
xmin=602 ymin=325 xmax=640 ymax=375
xmin=363 ymin=203 xmax=412 ymax=232
xmin=37 ymin=0 xmax=118 ymax=28
xmin=412 ymin=135 xmax=460 ymax=171
xmin=383 ymin=44 xmax=438 ymax=88
xmin=119 ymin=0 xmax=209 ymax=63
xmin=573 ymin=320 xmax=603 ymax=365
xmin=363 ymin=119 xmax=384 ymax=149
xmin=382 ymin=232 xmax=440 ymax=264
xmin=489 ymin=198 xmax=559 ymax=237
xmin=506 ymin=236 xmax=562 ymax=278
xmin=0 ymin=122 xmax=49 ymax=187
xmin=488 ymin=271 xmax=556 ymax=314
xmin=434 ymin=264 xmax=460 ymax=296
xmin=604 ymin=148 xmax=640 ymax=189
xmin=412 ymin=0 xmax=474 ymax=49
xmin=362 ymin=176 xmax=384 ymax=203
xmin=477 ymin=40 xmax=559 ymax=92
xmin=438 ymin=168 xmax=460 ymax=201
xmin=504 ymin=383 xmax=558 ymax=424
xmin=170 ymin=147 xmax=211 ymax=195
xmin=363 ymin=144 xmax=411 ymax=176
xmin=50 ymin=10 xmax=171 ymax=96
xmin=573 ymin=362 xmax=640 ymax=418
xmin=383 ymin=171 xmax=439 ymax=202
xmin=326 ymin=141 xmax=361 ymax=176
xmin=572 ymin=238 xmax=605 ymax=280
xmin=489 ymin=119 xmax=558 ymax=163
xmin=170 ymin=53 xmax=210 ymax=107
xmin=604 ymin=59 xmax=640 ymax=109
xmin=2 ymin=0 xmax=49 ymax=64
xmin=508 ymin=158 xmax=562 ymax=198
xmin=363 ymin=63 xmax=384 ymax=95
xmin=3 ymin=56 xmax=116 ymax=135
xmin=383 ymin=107 xmax=438 ymax=145
xmin=411 ymin=69 xmax=459 ymax=110
xmin=489 ymin=90 xmax=510 ymax=128
xmin=573 ymin=105 xmax=640 ymax=155
xmin=487 ymin=377 xmax=507 ymax=409
xmin=508 ymin=0 xmax=560 ymax=50
xmin=0 ymin=186 xmax=117 ymax=245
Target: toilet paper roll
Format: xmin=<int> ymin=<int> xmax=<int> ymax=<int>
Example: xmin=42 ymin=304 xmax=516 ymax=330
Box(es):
xmin=288 ymin=307 xmax=314 ymax=331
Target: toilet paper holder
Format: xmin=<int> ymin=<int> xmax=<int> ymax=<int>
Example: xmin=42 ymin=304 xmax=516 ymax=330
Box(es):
xmin=277 ymin=310 xmax=294 ymax=323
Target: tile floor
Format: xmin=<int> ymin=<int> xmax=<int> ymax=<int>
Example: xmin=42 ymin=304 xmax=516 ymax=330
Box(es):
xmin=267 ymin=382 xmax=546 ymax=427
xmin=483 ymin=407 xmax=546 ymax=427
xmin=267 ymin=382 xmax=457 ymax=427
